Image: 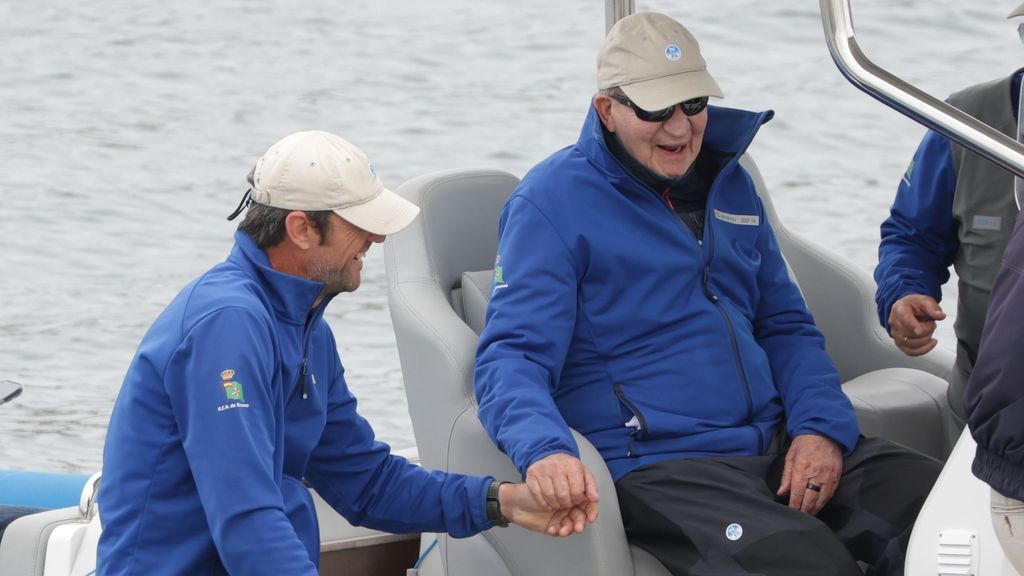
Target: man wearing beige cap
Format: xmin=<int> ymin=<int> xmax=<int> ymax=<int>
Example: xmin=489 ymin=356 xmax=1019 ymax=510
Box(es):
xmin=475 ymin=12 xmax=938 ymax=575
xmin=96 ymin=131 xmax=596 ymax=576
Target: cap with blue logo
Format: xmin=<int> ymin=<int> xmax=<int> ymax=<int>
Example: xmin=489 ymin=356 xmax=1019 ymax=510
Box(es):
xmin=596 ymin=12 xmax=724 ymax=112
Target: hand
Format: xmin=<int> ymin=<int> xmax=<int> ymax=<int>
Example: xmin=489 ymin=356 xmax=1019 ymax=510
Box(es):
xmin=499 ymin=482 xmax=599 ymax=537
xmin=776 ymin=434 xmax=843 ymax=516
xmin=525 ymin=453 xmax=600 ymax=510
xmin=888 ymin=294 xmax=946 ymax=356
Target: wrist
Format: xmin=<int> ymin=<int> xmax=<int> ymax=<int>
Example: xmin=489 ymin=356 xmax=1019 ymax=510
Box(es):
xmin=486 ymin=480 xmax=510 ymax=528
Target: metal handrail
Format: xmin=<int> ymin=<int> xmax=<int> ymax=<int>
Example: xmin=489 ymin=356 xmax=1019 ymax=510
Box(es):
xmin=605 ymin=0 xmax=634 ymax=33
xmin=820 ymin=0 xmax=1024 ymax=179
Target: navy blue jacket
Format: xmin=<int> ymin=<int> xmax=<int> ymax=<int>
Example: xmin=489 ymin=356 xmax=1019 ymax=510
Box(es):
xmin=99 ymin=232 xmax=493 ymax=576
xmin=475 ymin=105 xmax=860 ymax=482
xmin=966 ymin=215 xmax=1024 ymax=501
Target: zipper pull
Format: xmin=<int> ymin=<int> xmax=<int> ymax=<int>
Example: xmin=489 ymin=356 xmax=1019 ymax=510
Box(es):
xmin=702 ymin=268 xmax=719 ymax=302
xmin=301 ymin=358 xmax=309 ymax=400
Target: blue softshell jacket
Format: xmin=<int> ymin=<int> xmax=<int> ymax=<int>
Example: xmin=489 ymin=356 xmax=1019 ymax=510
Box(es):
xmin=475 ymin=105 xmax=860 ymax=482
xmin=98 ymin=232 xmax=492 ymax=576
xmin=873 ymin=127 xmax=959 ymax=328
xmin=966 ymin=214 xmax=1024 ymax=501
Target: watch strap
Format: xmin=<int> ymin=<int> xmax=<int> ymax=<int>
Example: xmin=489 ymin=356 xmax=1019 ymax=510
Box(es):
xmin=486 ymin=480 xmax=510 ymax=527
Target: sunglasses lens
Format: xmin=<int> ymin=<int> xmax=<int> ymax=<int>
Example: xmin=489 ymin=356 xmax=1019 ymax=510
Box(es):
xmin=611 ymin=93 xmax=706 ymax=122
xmin=681 ymin=97 xmax=709 ymax=116
xmin=637 ymin=106 xmax=675 ymax=122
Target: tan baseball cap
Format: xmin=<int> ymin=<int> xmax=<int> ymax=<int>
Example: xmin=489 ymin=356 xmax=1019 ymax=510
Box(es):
xmin=244 ymin=131 xmax=419 ymax=236
xmin=597 ymin=12 xmax=723 ymax=112
xmin=1010 ymin=2 xmax=1024 ymax=17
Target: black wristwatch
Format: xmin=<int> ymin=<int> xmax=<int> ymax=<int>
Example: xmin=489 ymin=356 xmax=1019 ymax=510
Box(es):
xmin=486 ymin=480 xmax=510 ymax=527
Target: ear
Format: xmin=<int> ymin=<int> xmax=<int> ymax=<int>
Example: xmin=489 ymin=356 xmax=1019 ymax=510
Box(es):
xmin=593 ymin=94 xmax=616 ymax=133
xmin=284 ymin=211 xmax=318 ymax=250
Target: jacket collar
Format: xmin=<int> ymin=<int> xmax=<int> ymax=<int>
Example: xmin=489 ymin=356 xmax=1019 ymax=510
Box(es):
xmin=575 ymin=101 xmax=775 ymax=185
xmin=228 ymin=230 xmax=327 ymax=325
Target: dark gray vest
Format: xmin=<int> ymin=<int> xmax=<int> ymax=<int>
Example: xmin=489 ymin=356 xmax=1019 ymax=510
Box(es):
xmin=946 ymin=72 xmax=1020 ymax=419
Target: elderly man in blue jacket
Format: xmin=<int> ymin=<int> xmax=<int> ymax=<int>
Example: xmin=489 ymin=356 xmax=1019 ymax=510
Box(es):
xmin=475 ymin=12 xmax=940 ymax=576
xmin=96 ymin=131 xmax=596 ymax=576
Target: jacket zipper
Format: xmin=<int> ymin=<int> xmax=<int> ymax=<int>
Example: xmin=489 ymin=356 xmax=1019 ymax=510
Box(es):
xmin=614 ymin=384 xmax=647 ymax=457
xmin=609 ymin=143 xmax=764 ymax=450
xmin=659 ymin=184 xmax=759 ymax=445
xmin=290 ymin=301 xmax=328 ymax=405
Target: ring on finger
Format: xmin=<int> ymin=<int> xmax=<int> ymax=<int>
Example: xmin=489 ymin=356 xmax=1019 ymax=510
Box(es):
xmin=805 ymin=481 xmax=822 ymax=493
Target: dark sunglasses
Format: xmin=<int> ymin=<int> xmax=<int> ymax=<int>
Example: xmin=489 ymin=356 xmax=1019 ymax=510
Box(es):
xmin=609 ymin=93 xmax=709 ymax=122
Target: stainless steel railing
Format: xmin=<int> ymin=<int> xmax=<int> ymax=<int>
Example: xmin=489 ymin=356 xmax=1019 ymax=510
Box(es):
xmin=820 ymin=0 xmax=1024 ymax=180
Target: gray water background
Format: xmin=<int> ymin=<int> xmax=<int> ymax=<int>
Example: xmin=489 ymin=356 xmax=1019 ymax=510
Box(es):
xmin=1 ymin=0 xmax=1019 ymax=473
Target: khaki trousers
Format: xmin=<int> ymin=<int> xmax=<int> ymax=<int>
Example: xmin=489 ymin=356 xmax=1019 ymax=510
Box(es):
xmin=991 ymin=489 xmax=1024 ymax=574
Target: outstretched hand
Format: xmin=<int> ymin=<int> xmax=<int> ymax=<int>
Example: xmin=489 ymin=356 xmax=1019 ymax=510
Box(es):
xmin=776 ymin=434 xmax=843 ymax=516
xmin=499 ymin=482 xmax=599 ymax=536
xmin=888 ymin=294 xmax=946 ymax=356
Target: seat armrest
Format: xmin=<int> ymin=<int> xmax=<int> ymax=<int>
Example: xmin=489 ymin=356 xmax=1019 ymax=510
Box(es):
xmin=842 ymin=368 xmax=950 ymax=460
xmin=446 ymin=411 xmax=653 ymax=575
xmin=0 ymin=506 xmax=80 ymax=576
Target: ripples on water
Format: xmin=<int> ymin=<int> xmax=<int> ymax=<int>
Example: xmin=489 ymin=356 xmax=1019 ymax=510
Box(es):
xmin=0 ymin=0 xmax=1018 ymax=473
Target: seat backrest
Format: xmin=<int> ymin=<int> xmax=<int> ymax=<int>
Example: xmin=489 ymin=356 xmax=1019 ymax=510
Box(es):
xmin=385 ymin=168 xmax=664 ymax=576
xmin=740 ymin=157 xmax=954 ymax=383
xmin=384 ymin=168 xmax=519 ymax=469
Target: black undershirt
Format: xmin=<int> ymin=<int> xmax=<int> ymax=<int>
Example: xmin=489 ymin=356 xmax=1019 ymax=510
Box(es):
xmin=603 ymin=127 xmax=723 ymax=241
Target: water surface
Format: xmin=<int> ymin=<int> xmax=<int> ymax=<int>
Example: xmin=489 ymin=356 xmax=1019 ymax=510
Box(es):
xmin=1 ymin=0 xmax=1018 ymax=472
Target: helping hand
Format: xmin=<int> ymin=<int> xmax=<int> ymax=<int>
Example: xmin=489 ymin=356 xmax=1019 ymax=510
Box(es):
xmin=499 ymin=482 xmax=599 ymax=536
xmin=776 ymin=434 xmax=843 ymax=516
xmin=524 ymin=453 xmax=601 ymax=511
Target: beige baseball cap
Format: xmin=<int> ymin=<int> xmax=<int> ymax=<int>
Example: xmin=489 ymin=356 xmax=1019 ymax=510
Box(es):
xmin=1010 ymin=2 xmax=1024 ymax=17
xmin=242 ymin=131 xmax=419 ymax=236
xmin=597 ymin=12 xmax=723 ymax=112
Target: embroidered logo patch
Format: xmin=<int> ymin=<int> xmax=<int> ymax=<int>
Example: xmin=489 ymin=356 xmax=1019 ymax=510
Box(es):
xmin=664 ymin=43 xmax=681 ymax=61
xmin=902 ymin=158 xmax=915 ymax=187
xmin=713 ymin=209 xmax=759 ymax=226
xmin=221 ymin=369 xmax=245 ymax=401
xmin=492 ymin=254 xmax=508 ymax=294
xmin=972 ymin=215 xmax=1002 ymax=231
xmin=725 ymin=523 xmax=743 ymax=541
xmin=494 ymin=255 xmax=504 ymax=284
xmin=216 ymin=369 xmax=250 ymax=412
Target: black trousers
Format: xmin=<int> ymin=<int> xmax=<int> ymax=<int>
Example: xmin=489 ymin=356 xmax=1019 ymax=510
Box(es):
xmin=616 ymin=437 xmax=941 ymax=576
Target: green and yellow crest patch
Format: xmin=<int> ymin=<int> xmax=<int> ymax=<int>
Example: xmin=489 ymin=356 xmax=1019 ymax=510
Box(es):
xmin=220 ymin=369 xmax=245 ymax=402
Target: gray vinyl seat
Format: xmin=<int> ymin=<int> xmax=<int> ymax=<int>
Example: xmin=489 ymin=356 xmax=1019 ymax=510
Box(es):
xmin=383 ymin=157 xmax=955 ymax=576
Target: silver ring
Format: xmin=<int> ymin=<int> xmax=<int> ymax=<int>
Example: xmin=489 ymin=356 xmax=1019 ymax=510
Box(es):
xmin=902 ymin=335 xmax=909 ymax=344
xmin=805 ymin=481 xmax=822 ymax=493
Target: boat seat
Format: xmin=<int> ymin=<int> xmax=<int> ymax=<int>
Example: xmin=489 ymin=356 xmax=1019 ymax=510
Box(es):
xmin=386 ymin=168 xmax=670 ymax=575
xmin=745 ymin=155 xmax=958 ymax=455
xmin=385 ymin=161 xmax=954 ymax=575
xmin=0 ymin=472 xmax=101 ymax=576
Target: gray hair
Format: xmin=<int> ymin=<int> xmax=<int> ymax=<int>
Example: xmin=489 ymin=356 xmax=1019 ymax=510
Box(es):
xmin=237 ymin=202 xmax=333 ymax=249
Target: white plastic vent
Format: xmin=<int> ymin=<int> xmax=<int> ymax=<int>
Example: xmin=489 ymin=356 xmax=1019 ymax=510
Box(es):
xmin=937 ymin=530 xmax=979 ymax=575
